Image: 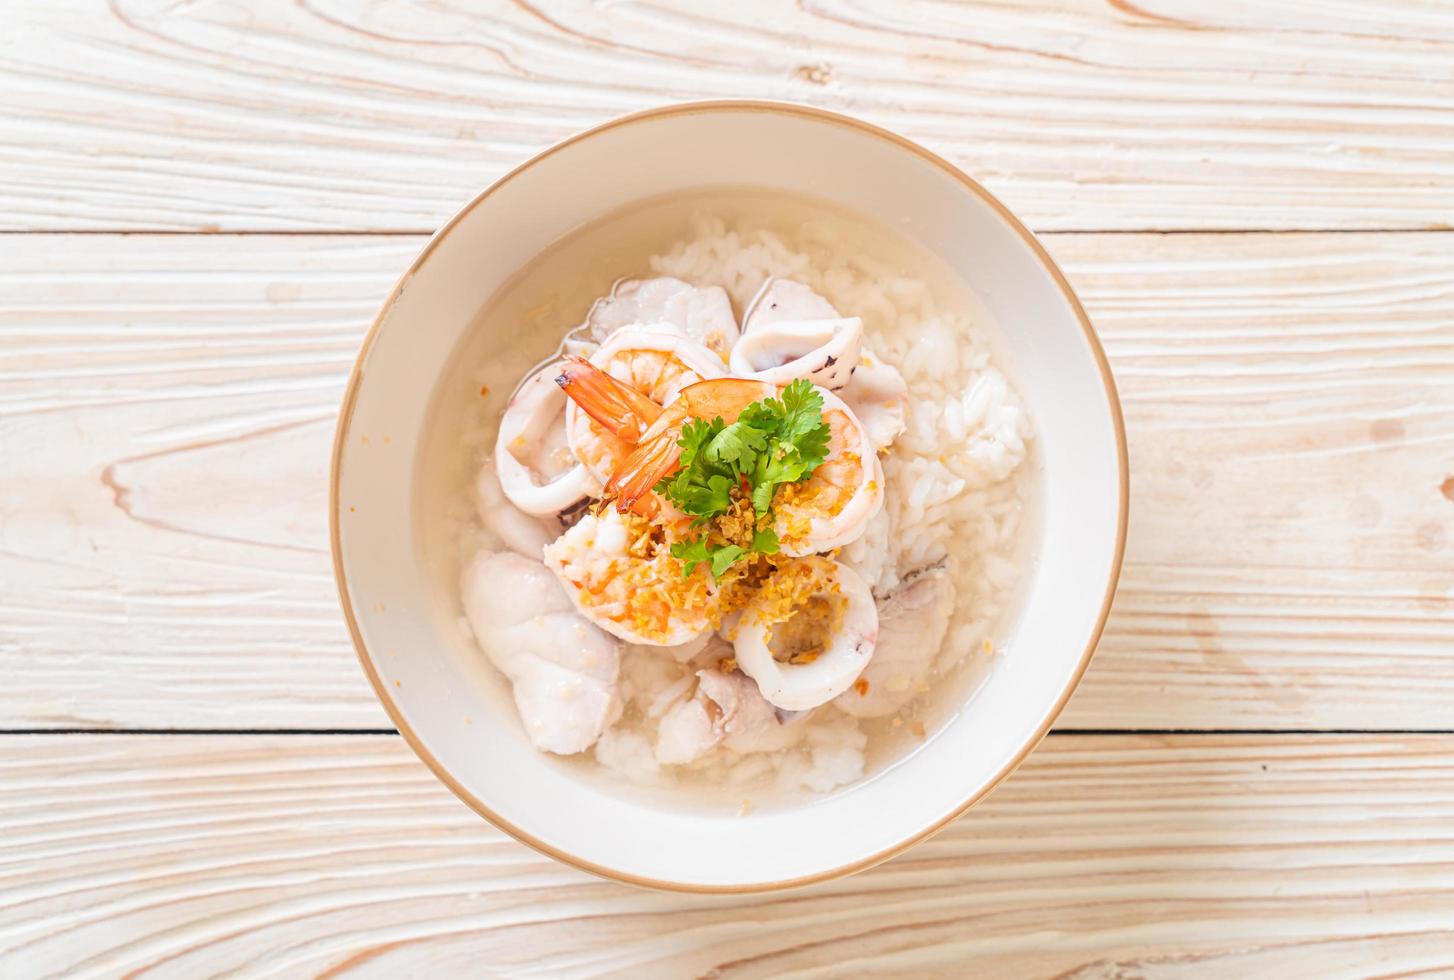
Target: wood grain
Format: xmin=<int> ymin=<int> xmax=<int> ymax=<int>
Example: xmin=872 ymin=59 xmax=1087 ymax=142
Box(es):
xmin=1053 ymin=230 xmax=1454 ymax=729
xmin=2 ymin=232 xmax=1451 ymax=730
xmin=2 ymin=0 xmax=1452 ymax=232
xmin=1 ymin=734 xmax=1452 ymax=977
xmin=6 ymin=3 xmax=1451 ymax=971
xmin=0 ymin=235 xmax=407 ymax=727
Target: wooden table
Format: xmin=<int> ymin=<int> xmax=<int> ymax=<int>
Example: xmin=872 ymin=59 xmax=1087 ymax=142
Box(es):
xmin=3 ymin=2 xmax=1452 ymax=975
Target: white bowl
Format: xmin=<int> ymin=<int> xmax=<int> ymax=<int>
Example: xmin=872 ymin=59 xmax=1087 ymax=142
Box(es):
xmin=332 ymin=101 xmax=1127 ymax=892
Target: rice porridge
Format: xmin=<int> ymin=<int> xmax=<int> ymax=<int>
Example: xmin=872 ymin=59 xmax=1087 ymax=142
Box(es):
xmin=415 ymin=189 xmax=1039 ymax=812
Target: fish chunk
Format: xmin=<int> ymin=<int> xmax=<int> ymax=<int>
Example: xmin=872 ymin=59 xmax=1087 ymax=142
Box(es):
xmin=586 ymin=277 xmax=739 ymax=360
xmin=835 ymin=567 xmax=955 ymax=718
xmin=461 ymin=550 xmax=621 ymax=754
xmin=655 ymin=669 xmax=791 ymax=765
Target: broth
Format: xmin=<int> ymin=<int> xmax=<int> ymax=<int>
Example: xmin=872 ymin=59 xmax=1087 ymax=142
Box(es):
xmin=415 ymin=187 xmax=1042 ymax=813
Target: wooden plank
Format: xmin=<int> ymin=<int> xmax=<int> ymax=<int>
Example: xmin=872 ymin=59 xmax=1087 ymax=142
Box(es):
xmin=1055 ymin=230 xmax=1454 ymax=729
xmin=1 ymin=734 xmax=1452 ymax=976
xmin=1 ymin=232 xmax=1450 ymax=730
xmin=0 ymin=235 xmax=407 ymax=728
xmin=2 ymin=0 xmax=1452 ymax=232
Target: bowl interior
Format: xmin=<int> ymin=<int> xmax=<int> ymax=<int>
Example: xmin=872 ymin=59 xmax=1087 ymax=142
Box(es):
xmin=333 ymin=103 xmax=1125 ymax=890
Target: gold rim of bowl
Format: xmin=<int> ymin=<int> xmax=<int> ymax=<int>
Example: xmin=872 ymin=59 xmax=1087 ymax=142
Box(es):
xmin=329 ymin=99 xmax=1130 ymax=894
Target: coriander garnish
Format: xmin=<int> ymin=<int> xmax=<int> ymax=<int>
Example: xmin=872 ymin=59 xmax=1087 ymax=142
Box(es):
xmin=657 ymin=379 xmax=830 ymax=579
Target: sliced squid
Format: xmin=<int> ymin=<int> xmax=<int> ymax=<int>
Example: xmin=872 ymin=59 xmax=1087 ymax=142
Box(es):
xmin=494 ymin=361 xmax=599 ymax=515
xmin=586 ymin=276 xmax=739 ymax=360
xmin=741 ymin=278 xmax=908 ymax=451
xmin=841 ymin=351 xmax=909 ymax=452
xmin=834 ymin=566 xmax=955 ymax=718
xmin=743 ymin=277 xmax=837 ymax=328
xmin=733 ymin=558 xmax=878 ymax=711
xmin=728 ymin=317 xmax=864 ymax=391
xmin=461 ymin=551 xmax=621 ymax=755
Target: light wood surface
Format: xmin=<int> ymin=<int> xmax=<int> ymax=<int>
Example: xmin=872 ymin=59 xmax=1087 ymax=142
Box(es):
xmin=3 ymin=232 xmax=1450 ymax=730
xmin=5 ymin=0 xmax=1454 ymax=973
xmin=3 ymin=734 xmax=1453 ymax=978
xmin=3 ymin=1 xmax=1452 ymax=232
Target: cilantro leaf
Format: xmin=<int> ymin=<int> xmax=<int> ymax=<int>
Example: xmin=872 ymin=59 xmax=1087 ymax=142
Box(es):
xmin=777 ymin=379 xmax=827 ymax=443
xmin=736 ymin=394 xmax=784 ymax=432
xmin=750 ymin=473 xmax=777 ymax=514
xmin=706 ymin=419 xmax=770 ymax=470
xmin=670 ymin=525 xmax=778 ymax=580
xmin=655 ymin=417 xmax=735 ymax=520
xmin=675 ymin=417 xmax=722 ymax=472
xmin=670 ymin=537 xmax=713 ymax=578
xmin=684 ymin=474 xmax=734 ymax=519
xmin=789 ymin=421 xmax=830 ymax=472
xmin=778 ymin=380 xmax=832 ymax=472
xmin=655 ymin=378 xmax=833 ymax=525
xmin=655 ymin=467 xmax=730 ymax=522
xmin=709 ymin=544 xmax=746 ymax=578
xmin=739 ymin=380 xmax=832 ymax=513
xmin=673 ymin=521 xmax=782 ymax=581
xmin=670 ymin=537 xmax=744 ymax=580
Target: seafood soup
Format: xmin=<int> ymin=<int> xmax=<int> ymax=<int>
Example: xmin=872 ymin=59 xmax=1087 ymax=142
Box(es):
xmin=416 ymin=188 xmax=1040 ymax=812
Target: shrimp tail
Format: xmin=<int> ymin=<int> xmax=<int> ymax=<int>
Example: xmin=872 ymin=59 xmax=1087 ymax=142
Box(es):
xmin=606 ymin=425 xmax=684 ymax=515
xmin=556 ymin=355 xmax=662 ymax=442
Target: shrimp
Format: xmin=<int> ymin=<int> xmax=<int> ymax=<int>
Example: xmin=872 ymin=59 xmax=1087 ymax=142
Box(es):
xmin=769 ymin=390 xmax=884 ymax=556
xmin=742 ymin=278 xmax=907 ymax=451
xmin=495 ymin=361 xmax=599 ymax=515
xmin=834 ymin=566 xmax=955 ymax=718
xmin=460 ymin=550 xmax=620 ymax=754
xmin=559 ymin=360 xmax=772 ymax=518
xmin=732 ymin=557 xmax=878 ymax=711
xmin=586 ymin=277 xmax=739 ymax=359
xmin=562 ymin=327 xmax=725 ymax=487
xmin=542 ymin=506 xmax=718 ymax=646
xmin=560 ymin=361 xmax=883 ymax=553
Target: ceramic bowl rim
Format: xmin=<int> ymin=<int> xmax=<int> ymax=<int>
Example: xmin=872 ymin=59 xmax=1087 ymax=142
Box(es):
xmin=329 ymin=98 xmax=1130 ymax=894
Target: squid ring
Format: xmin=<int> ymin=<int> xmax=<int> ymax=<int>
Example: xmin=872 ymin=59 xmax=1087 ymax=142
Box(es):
xmin=495 ymin=361 xmax=598 ymax=515
xmin=729 ymin=317 xmax=864 ymax=391
xmin=733 ymin=558 xmax=879 ymax=711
